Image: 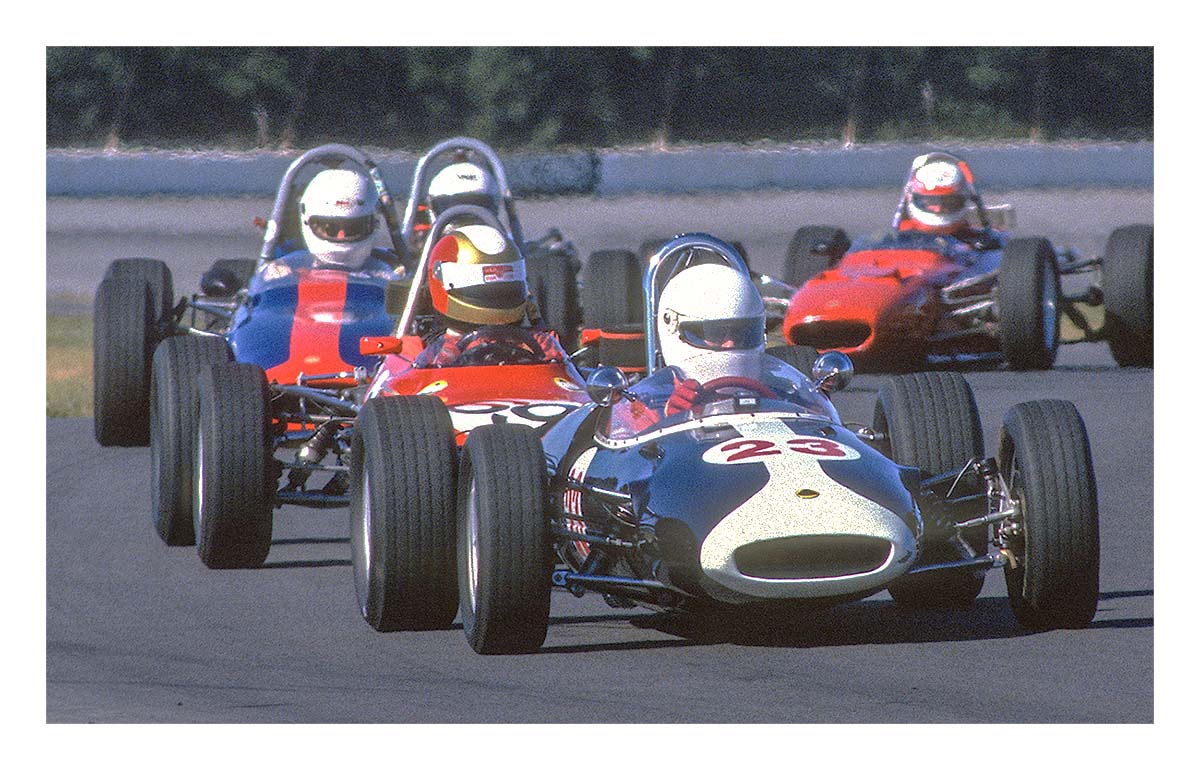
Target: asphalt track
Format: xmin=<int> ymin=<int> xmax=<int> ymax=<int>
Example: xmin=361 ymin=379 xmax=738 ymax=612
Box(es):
xmin=46 ymin=191 xmax=1153 ymax=723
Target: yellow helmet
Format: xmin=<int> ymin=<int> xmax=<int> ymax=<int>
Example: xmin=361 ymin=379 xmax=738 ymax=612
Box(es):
xmin=427 ymin=224 xmax=529 ymax=325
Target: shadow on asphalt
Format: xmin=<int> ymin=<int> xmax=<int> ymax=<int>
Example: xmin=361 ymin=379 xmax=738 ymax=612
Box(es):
xmin=537 ymin=590 xmax=1152 ymax=653
xmin=259 ymin=558 xmax=351 ymax=569
xmin=270 ymin=537 xmax=350 ymax=546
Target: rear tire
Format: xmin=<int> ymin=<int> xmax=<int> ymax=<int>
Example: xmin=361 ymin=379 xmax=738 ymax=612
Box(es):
xmin=582 ymin=249 xmax=642 ymax=329
xmin=526 ymin=254 xmax=581 ymax=351
xmin=350 ymin=396 xmax=459 ymax=631
xmin=996 ymin=237 xmax=1060 ymax=370
xmin=458 ymin=424 xmax=551 ymax=654
xmin=874 ymin=372 xmax=987 ymax=607
xmin=150 ymin=336 xmax=232 ymax=546
xmin=784 ymin=226 xmax=850 ymax=287
xmin=1000 ymin=400 xmax=1099 ymax=629
xmin=1102 ymin=224 xmax=1153 ymax=367
xmin=195 ymin=363 xmax=273 ymax=569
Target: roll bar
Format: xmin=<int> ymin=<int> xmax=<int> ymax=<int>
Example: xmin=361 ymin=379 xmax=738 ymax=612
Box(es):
xmin=392 ymin=204 xmax=509 ymax=337
xmin=398 ymin=136 xmax=525 ymax=251
xmin=257 ymin=143 xmax=402 ymax=268
xmin=642 ymin=234 xmax=751 ymax=375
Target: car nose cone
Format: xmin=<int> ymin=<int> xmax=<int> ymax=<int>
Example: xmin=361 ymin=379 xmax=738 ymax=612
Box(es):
xmin=698 ymin=461 xmax=917 ymax=602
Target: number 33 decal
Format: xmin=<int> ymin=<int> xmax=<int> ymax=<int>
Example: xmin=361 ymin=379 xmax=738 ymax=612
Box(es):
xmin=702 ymin=436 xmax=861 ymax=464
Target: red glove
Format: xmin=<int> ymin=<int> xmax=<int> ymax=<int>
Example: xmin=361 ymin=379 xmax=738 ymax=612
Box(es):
xmin=665 ymin=378 xmax=702 ymax=416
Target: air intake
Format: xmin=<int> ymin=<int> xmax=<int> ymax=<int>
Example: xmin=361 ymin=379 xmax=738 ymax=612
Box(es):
xmin=734 ymin=535 xmax=892 ymax=580
xmin=790 ymin=321 xmax=870 ymax=349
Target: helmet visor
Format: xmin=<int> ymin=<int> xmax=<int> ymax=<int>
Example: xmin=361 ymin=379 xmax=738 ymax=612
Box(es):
xmin=911 ymin=193 xmax=967 ymax=216
xmin=307 ymin=214 xmax=375 ymax=243
xmin=677 ymin=317 xmax=764 ymax=351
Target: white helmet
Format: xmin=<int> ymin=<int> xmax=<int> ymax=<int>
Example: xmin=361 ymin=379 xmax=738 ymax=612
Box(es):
xmin=299 ymin=168 xmax=379 ymax=269
xmin=428 ymin=162 xmax=500 ymax=217
xmin=658 ymin=261 xmax=765 ymax=383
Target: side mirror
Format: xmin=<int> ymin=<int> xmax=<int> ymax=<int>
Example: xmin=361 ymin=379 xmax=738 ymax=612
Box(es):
xmin=200 ymin=266 xmax=243 ymax=297
xmin=586 ymin=366 xmax=630 ymax=406
xmin=811 ymin=351 xmax=854 ymax=393
xmin=360 ymin=336 xmax=406 ymax=356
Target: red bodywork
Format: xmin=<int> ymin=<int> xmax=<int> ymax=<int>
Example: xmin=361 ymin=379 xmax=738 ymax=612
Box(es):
xmin=368 ymin=337 xmax=589 ymax=444
xmin=781 ymin=247 xmax=970 ymax=370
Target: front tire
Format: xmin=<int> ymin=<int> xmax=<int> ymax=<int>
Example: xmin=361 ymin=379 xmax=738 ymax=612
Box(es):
xmin=996 ymin=237 xmax=1060 ymax=370
xmin=457 ymin=424 xmax=551 ymax=654
xmin=194 ymin=362 xmax=273 ymax=569
xmin=93 ymin=275 xmax=155 ymax=446
xmin=784 ymin=226 xmax=850 ymax=288
xmin=150 ymin=335 xmax=232 ymax=545
xmin=350 ymin=396 xmax=458 ymax=632
xmin=1000 ymin=400 xmax=1099 ymax=629
xmin=1102 ymin=224 xmax=1153 ymax=367
xmin=874 ymin=372 xmax=987 ymax=607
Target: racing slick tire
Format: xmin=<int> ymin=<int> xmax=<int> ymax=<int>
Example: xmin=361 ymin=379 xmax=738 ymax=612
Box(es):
xmin=783 ymin=226 xmax=850 ymax=288
xmin=525 ymin=253 xmax=582 ymax=351
xmin=996 ymin=237 xmax=1061 ymax=371
xmin=999 ymin=400 xmax=1099 ymax=630
xmin=350 ymin=396 xmax=458 ymax=632
xmin=582 ymin=249 xmax=642 ymax=329
xmin=457 ymin=423 xmax=552 ymax=654
xmin=104 ymin=257 xmax=175 ymax=324
xmin=203 ymin=258 xmax=258 ymax=295
xmin=149 ymin=335 xmax=232 ymax=546
xmin=194 ymin=362 xmax=274 ymax=569
xmin=93 ymin=274 xmax=158 ymax=446
xmin=766 ymin=344 xmax=821 ymax=379
xmin=1101 ymin=224 xmax=1153 ymax=368
xmin=873 ymin=372 xmax=988 ymax=608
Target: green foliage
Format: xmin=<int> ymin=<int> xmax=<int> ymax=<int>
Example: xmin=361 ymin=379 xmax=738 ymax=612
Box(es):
xmin=46 ymin=46 xmax=1154 ymax=150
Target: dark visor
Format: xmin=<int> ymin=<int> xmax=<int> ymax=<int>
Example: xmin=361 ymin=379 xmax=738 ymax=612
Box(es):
xmin=911 ymin=193 xmax=967 ymax=215
xmin=308 ymin=215 xmax=375 ymax=243
xmin=678 ymin=317 xmax=763 ymax=351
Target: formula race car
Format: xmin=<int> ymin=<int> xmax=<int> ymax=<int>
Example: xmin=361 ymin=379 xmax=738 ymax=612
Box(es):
xmin=195 ymin=201 xmax=587 ymax=571
xmin=776 ymin=158 xmax=1152 ymax=371
xmin=439 ymin=235 xmax=1097 ymax=654
xmin=396 ymin=136 xmax=582 ymax=347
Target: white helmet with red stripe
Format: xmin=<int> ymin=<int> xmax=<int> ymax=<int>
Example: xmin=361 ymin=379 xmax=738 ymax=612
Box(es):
xmin=658 ymin=262 xmax=766 ymax=383
xmin=299 ymin=168 xmax=379 ymax=269
xmin=903 ymin=152 xmax=978 ymax=234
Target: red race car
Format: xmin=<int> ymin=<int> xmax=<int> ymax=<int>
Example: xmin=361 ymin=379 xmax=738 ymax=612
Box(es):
xmin=777 ymin=153 xmax=1152 ymax=371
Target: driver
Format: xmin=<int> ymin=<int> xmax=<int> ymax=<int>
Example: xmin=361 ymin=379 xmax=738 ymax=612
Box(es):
xmin=410 ymin=158 xmax=501 ymax=249
xmin=415 ymin=222 xmax=561 ymax=367
xmin=894 ymin=152 xmax=984 ymax=240
xmin=259 ymin=167 xmax=402 ymax=282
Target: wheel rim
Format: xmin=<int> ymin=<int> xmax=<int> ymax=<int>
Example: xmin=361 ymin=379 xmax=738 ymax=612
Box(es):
xmin=1041 ymin=258 xmax=1058 ymax=352
xmin=466 ymin=478 xmax=481 ymax=615
xmin=1003 ymin=452 xmax=1028 ymax=591
xmin=355 ymin=466 xmax=373 ymax=618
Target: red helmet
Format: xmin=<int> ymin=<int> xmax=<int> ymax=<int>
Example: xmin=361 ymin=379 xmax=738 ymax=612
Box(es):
xmin=901 ymin=153 xmax=978 ymax=235
xmin=427 ymin=223 xmax=529 ymax=326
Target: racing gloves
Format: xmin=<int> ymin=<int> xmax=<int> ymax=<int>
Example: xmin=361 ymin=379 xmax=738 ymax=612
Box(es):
xmin=665 ymin=378 xmax=703 ymax=416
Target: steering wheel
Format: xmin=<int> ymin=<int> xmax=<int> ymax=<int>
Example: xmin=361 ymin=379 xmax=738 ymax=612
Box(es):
xmin=698 ymin=376 xmax=777 ymax=400
xmin=455 ymin=326 xmax=544 ymax=366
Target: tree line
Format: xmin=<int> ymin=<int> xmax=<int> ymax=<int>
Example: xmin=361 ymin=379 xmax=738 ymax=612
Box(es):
xmin=46 ymin=47 xmax=1153 ymax=151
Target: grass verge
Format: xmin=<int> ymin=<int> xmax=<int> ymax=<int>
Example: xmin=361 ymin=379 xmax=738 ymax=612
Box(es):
xmin=47 ymin=314 xmax=92 ymax=417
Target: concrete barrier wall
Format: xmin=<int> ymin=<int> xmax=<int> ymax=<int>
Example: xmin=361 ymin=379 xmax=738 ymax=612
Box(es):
xmin=46 ymin=142 xmax=1152 ymax=197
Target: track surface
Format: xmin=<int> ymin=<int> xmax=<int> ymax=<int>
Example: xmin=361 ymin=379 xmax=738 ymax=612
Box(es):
xmin=46 ymin=191 xmax=1153 ymax=722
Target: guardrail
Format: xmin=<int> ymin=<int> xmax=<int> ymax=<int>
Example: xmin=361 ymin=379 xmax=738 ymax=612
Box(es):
xmin=46 ymin=142 xmax=1152 ymax=197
